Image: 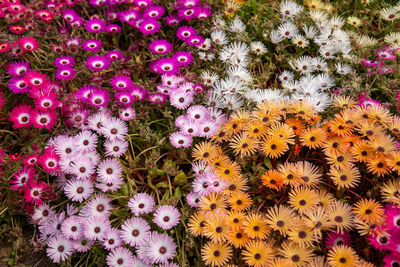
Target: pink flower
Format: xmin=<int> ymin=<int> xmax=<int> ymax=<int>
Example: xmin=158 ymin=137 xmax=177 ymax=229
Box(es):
xmin=24 ymin=180 xmax=49 ymax=205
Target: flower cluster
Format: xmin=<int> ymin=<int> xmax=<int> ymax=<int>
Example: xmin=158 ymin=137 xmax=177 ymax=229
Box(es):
xmin=187 ymin=98 xmax=400 ymax=266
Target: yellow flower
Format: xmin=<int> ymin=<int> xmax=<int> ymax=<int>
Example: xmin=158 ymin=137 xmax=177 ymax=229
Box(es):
xmin=188 ymin=212 xmax=206 ymax=237
xmin=381 ymin=179 xmax=400 ymax=205
xmin=265 ymin=205 xmax=297 ymax=236
xmin=228 ymin=228 xmax=250 ymax=249
xmin=199 ymin=192 xmax=227 ymax=213
xmin=328 ymin=166 xmax=361 ymax=189
xmin=353 ymin=198 xmax=385 ymax=224
xmin=327 ymin=245 xmax=360 ymax=267
xmin=204 ymin=213 xmax=233 ymax=243
xmin=288 ymin=186 xmax=318 ymax=214
xmin=287 ymin=217 xmax=318 ymax=247
xmin=327 ymin=201 xmax=354 ymax=233
xmin=299 ymin=127 xmax=327 ymax=149
xmin=294 ymin=161 xmax=322 ymax=188
xmin=192 ymin=141 xmax=219 ymax=162
xmin=242 ymin=240 xmax=274 ymax=267
xmin=202 ymin=241 xmax=233 ymax=267
xmin=230 ymin=132 xmax=259 ymax=157
xmin=279 ymin=241 xmax=314 ymax=266
xmin=243 ymin=213 xmax=270 ymax=239
xmin=260 ymin=136 xmax=288 ymax=158
xmin=366 ymin=155 xmax=391 ymax=177
xmin=227 ymin=191 xmax=252 ymax=211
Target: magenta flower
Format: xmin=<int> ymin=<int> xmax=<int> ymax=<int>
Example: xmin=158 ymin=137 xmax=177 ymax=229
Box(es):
xmin=10 ymin=166 xmax=37 ymax=193
xmin=82 ymin=39 xmax=102 ymax=53
xmin=7 ymin=60 xmax=30 ymax=76
xmin=85 ymin=18 xmax=106 ymax=33
xmin=148 ymin=39 xmax=173 ymax=54
xmin=172 ymin=51 xmax=194 ymax=66
xmin=86 ymin=55 xmax=110 ymax=72
xmin=24 ymin=180 xmax=49 ymax=205
xmin=9 ymin=105 xmax=33 ymax=128
xmin=139 ymin=19 xmax=161 ymax=35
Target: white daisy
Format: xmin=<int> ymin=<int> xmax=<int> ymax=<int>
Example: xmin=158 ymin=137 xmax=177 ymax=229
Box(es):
xmin=229 ymin=16 xmax=246 ymax=33
xmin=250 ymin=41 xmax=267 ymax=55
xmin=211 ymin=30 xmax=228 ymax=45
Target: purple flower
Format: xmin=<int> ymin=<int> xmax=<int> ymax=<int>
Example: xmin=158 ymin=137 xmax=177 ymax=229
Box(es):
xmin=142 ymin=232 xmax=177 ymax=264
xmin=85 ymin=18 xmax=106 ymax=33
xmin=149 ymin=39 xmax=173 ymax=54
xmin=139 ymin=19 xmax=161 ymax=35
xmin=102 ymin=228 xmax=122 ymax=251
xmin=153 ymin=58 xmax=180 ymax=75
xmin=165 ymin=14 xmax=181 ymax=26
xmin=172 ymin=51 xmax=194 ymax=66
xmin=87 ymin=87 xmax=110 ymax=107
xmin=7 ymin=60 xmax=30 ymax=76
xmin=61 ymin=216 xmax=83 ymax=240
xmin=120 ymin=9 xmax=142 ymax=24
xmin=186 ymin=35 xmax=205 ymax=46
xmin=176 ymin=26 xmax=196 ymax=40
xmin=153 ymin=205 xmax=180 ymax=230
xmin=106 ymin=24 xmax=121 ymax=33
xmin=119 ymin=107 xmax=136 ymax=121
xmin=55 ymin=67 xmax=76 ymax=81
xmin=186 ymin=192 xmax=201 ymax=208
xmin=83 ymin=215 xmax=111 ymax=241
xmin=86 ymin=55 xmax=110 ymax=72
xmin=8 ymin=76 xmax=30 ymax=93
xmin=62 ymin=8 xmax=80 ymax=23
xmin=64 ymin=178 xmax=94 ymax=202
xmin=148 ymin=93 xmax=167 ymax=103
xmin=186 ymin=105 xmax=209 ymax=122
xmin=46 ymin=234 xmax=74 ymax=263
xmin=110 ymin=75 xmax=133 ymax=90
xmin=54 ymin=56 xmax=75 ymax=68
xmin=143 ymin=5 xmax=165 ymax=20
xmin=82 ymin=39 xmax=102 ymax=53
xmin=178 ymin=7 xmax=197 ymax=20
xmin=106 ymin=50 xmax=124 ymax=61
xmin=97 ymin=158 xmax=123 ymax=183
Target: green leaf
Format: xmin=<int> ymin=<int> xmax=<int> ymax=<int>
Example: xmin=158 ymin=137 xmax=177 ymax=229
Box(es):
xmin=174 ymin=187 xmax=182 ymax=199
xmin=264 ymin=158 xmax=273 ymax=169
xmin=173 ymin=171 xmax=187 ymax=186
xmin=156 ymin=182 xmax=169 ymax=188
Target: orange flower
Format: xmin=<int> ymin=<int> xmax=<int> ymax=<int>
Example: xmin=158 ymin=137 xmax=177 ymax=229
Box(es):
xmin=261 ymin=170 xmax=284 ymax=190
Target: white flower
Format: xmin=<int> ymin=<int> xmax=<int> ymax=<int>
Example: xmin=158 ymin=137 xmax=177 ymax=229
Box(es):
xmin=335 ymin=63 xmax=352 ymax=75
xmin=211 ymin=30 xmax=228 ymax=45
xmin=227 ymin=65 xmax=253 ymax=83
xmin=292 ymin=34 xmax=309 ymax=48
xmin=250 ymin=41 xmax=267 ymax=55
xmin=201 ymin=70 xmax=219 ymax=86
xmin=270 ymin=30 xmax=284 ymax=44
xmin=278 ymin=70 xmax=294 ymax=83
xmin=277 ymin=21 xmax=299 ymax=39
xmin=229 ymin=16 xmax=246 ymax=33
xmin=302 ymin=25 xmax=318 ymax=39
xmin=280 ymin=0 xmax=303 ymax=18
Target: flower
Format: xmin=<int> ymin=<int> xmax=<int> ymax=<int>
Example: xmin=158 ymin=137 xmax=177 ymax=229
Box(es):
xmin=106 ymin=247 xmax=134 ymax=267
xmin=46 ymin=234 xmax=73 ymax=263
xmin=120 ymin=217 xmax=150 ymax=247
xmin=17 ymin=36 xmax=39 ymax=51
xmin=24 ymin=180 xmax=49 ymax=205
xmin=153 ymin=205 xmax=181 ymax=230
xmin=127 ymin=193 xmax=155 ymax=216
xmin=86 ymin=55 xmax=111 ymax=72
